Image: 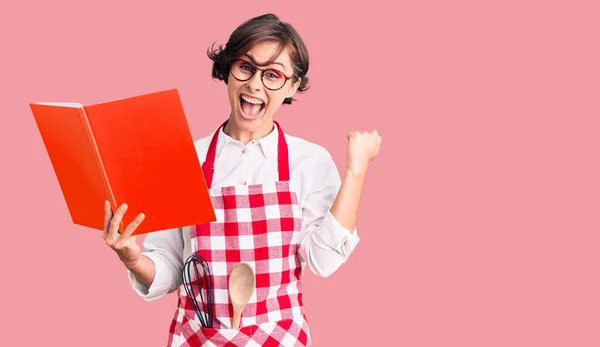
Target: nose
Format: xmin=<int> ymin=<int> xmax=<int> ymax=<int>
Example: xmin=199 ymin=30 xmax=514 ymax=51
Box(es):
xmin=246 ymin=70 xmax=263 ymax=92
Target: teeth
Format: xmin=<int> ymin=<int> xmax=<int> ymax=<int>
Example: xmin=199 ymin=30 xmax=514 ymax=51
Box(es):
xmin=241 ymin=95 xmax=264 ymax=105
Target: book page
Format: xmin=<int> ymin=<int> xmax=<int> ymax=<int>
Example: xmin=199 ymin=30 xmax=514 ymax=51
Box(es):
xmin=36 ymin=102 xmax=83 ymax=107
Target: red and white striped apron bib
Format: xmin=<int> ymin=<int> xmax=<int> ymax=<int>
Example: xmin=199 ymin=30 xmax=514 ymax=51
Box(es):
xmin=167 ymin=121 xmax=311 ymax=346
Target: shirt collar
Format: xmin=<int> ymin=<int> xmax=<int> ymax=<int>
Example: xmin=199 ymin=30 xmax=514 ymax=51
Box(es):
xmin=215 ymin=122 xmax=279 ymax=159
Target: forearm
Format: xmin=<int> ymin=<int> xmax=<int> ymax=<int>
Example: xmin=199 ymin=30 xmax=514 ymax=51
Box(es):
xmin=329 ymin=168 xmax=366 ymax=232
xmin=125 ymin=255 xmax=156 ymax=288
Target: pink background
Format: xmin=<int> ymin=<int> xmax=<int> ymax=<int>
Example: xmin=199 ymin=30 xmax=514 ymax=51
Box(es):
xmin=1 ymin=0 xmax=599 ymax=346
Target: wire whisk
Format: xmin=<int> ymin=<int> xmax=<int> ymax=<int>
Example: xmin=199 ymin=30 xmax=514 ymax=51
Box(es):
xmin=182 ymin=253 xmax=215 ymax=328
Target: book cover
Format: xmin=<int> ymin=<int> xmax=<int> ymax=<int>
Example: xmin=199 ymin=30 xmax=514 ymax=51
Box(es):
xmin=30 ymin=88 xmax=216 ymax=235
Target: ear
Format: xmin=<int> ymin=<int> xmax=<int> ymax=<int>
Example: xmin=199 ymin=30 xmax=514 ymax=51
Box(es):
xmin=286 ymin=77 xmax=302 ymax=99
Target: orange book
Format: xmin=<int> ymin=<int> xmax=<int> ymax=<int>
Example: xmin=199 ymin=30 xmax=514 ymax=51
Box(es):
xmin=30 ymin=88 xmax=216 ymax=235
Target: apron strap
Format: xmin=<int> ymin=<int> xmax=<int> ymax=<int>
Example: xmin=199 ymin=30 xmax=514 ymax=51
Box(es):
xmin=202 ymin=120 xmax=289 ymax=189
xmin=275 ymin=121 xmax=290 ymax=182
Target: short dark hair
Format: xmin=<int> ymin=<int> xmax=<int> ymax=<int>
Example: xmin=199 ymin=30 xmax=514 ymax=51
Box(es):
xmin=207 ymin=13 xmax=310 ymax=105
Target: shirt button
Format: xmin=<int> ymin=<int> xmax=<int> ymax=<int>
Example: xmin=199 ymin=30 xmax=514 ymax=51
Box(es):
xmin=241 ymin=180 xmax=247 ymax=185
xmin=251 ymin=141 xmax=255 ymax=145
xmin=242 ymin=148 xmax=247 ymax=154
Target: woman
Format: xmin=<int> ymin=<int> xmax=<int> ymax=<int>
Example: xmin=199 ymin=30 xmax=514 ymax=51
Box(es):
xmin=103 ymin=13 xmax=382 ymax=346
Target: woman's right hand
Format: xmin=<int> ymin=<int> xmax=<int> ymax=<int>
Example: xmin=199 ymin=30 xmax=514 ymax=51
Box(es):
xmin=103 ymin=201 xmax=146 ymax=269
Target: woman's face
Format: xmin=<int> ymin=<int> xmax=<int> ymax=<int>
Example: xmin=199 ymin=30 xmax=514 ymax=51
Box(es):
xmin=227 ymin=40 xmax=300 ymax=134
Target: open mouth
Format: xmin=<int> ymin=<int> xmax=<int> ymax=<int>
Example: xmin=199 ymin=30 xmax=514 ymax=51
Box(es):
xmin=239 ymin=94 xmax=265 ymax=120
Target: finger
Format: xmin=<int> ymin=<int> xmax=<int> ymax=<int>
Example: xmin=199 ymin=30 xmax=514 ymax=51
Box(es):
xmin=120 ymin=235 xmax=139 ymax=252
xmin=117 ymin=213 xmax=145 ymax=244
xmin=372 ymin=139 xmax=382 ymax=158
xmin=125 ymin=236 xmax=139 ymax=253
xmin=107 ymin=203 xmax=128 ymax=246
xmin=347 ymin=131 xmax=359 ymax=139
xmin=370 ymin=129 xmax=378 ymax=136
xmin=102 ymin=200 xmax=113 ymax=240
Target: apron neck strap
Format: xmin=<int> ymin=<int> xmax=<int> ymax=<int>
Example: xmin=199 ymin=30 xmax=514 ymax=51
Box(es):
xmin=202 ymin=120 xmax=289 ymax=189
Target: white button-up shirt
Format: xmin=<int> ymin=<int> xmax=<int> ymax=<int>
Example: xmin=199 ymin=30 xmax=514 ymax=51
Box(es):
xmin=128 ymin=123 xmax=360 ymax=301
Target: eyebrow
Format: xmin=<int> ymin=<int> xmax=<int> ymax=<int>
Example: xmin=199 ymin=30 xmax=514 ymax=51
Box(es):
xmin=244 ymin=53 xmax=287 ymax=72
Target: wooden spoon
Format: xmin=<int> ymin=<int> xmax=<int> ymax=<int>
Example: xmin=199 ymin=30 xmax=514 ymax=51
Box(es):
xmin=228 ymin=262 xmax=255 ymax=329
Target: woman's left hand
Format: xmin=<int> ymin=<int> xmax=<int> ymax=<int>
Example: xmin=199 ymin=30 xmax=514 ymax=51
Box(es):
xmin=346 ymin=130 xmax=382 ymax=177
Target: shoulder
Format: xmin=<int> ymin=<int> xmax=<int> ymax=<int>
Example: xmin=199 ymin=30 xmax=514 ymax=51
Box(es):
xmin=284 ymin=133 xmax=341 ymax=185
xmin=193 ymin=130 xmax=217 ymax=161
xmin=284 ymin=132 xmax=335 ymax=166
xmin=284 ymin=132 xmax=342 ymax=200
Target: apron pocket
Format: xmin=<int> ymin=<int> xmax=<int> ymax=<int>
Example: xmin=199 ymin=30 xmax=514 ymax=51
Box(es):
xmin=181 ymin=315 xmax=310 ymax=346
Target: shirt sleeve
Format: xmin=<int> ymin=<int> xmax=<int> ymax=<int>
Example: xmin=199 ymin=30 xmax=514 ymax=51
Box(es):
xmin=128 ymin=227 xmax=185 ymax=302
xmin=297 ymin=149 xmax=360 ymax=278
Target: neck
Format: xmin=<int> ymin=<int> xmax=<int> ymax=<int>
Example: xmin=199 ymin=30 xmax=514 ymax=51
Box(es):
xmin=224 ymin=117 xmax=274 ymax=144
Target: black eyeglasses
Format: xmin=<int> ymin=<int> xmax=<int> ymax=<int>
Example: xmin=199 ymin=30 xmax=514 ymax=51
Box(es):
xmin=230 ymin=59 xmax=293 ymax=91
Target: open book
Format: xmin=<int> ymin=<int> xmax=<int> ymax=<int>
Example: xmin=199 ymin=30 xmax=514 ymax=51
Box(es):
xmin=30 ymin=88 xmax=216 ymax=235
